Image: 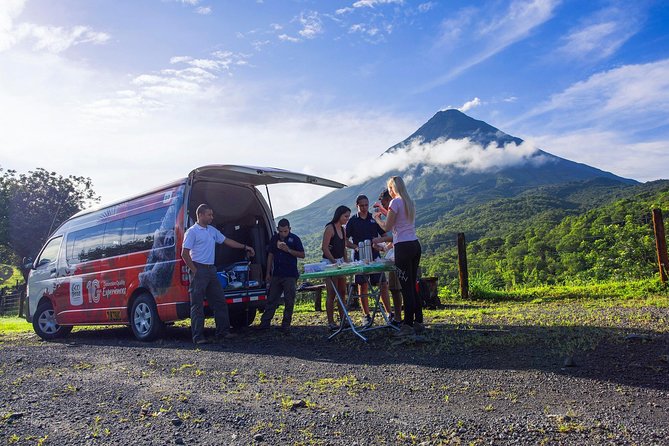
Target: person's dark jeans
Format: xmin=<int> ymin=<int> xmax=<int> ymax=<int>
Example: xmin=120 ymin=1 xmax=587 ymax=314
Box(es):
xmin=189 ymin=263 xmax=230 ymax=342
xmin=394 ymin=240 xmax=422 ymax=326
xmin=260 ymin=276 xmax=297 ymax=328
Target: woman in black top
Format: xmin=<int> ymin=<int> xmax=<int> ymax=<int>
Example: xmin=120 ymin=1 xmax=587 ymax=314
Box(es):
xmin=322 ymin=205 xmax=351 ymax=330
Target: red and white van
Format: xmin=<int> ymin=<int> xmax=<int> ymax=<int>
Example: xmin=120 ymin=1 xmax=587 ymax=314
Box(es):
xmin=25 ymin=165 xmax=344 ymax=341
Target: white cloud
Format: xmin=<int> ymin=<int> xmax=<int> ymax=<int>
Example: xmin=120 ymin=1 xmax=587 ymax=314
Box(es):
xmin=278 ymin=33 xmax=300 ymax=43
xmin=458 ymin=97 xmax=481 ymax=112
xmin=425 ymin=0 xmax=560 ymax=91
xmin=352 ymin=0 xmax=404 ymax=8
xmin=195 ymin=6 xmax=212 ymax=15
xmin=348 ymin=23 xmax=382 ymax=40
xmin=531 ymin=131 xmax=669 ymax=182
xmin=298 ymin=11 xmax=323 ymax=39
xmin=336 ymin=7 xmax=354 ymax=15
xmin=557 ymin=6 xmax=641 ymax=62
xmin=340 ymin=137 xmax=544 ymax=186
xmin=418 ymin=2 xmax=435 ymax=13
xmin=84 ymin=51 xmax=251 ymax=119
xmin=521 ymin=59 xmax=669 ymax=130
xmin=0 ymin=47 xmax=414 ymax=216
xmin=506 ymin=59 xmax=669 ymax=183
xmin=0 ymin=1 xmax=110 ymax=53
xmin=0 ymin=0 xmax=27 ymax=51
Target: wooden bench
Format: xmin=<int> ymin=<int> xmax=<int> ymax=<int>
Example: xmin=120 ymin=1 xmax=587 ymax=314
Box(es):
xmin=297 ymin=284 xmax=327 ymax=311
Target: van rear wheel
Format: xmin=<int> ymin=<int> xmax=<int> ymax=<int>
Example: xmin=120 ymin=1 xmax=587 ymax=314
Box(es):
xmin=33 ymin=301 xmax=72 ymax=340
xmin=130 ymin=294 xmax=164 ymax=341
xmin=229 ymin=307 xmax=257 ymax=329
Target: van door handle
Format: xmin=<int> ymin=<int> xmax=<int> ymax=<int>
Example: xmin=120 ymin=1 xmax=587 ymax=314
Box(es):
xmin=50 ymin=268 xmax=57 ymax=274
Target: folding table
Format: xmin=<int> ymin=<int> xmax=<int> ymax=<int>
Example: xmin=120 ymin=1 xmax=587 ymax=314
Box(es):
xmin=301 ymin=261 xmax=399 ymax=341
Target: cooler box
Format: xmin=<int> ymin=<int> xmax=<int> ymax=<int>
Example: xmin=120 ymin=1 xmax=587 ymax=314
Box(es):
xmin=216 ymin=272 xmax=229 ymax=288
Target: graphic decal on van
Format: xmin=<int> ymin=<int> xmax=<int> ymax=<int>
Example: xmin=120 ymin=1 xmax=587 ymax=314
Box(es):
xmin=102 ymin=279 xmax=127 ymax=298
xmin=70 ymin=277 xmax=83 ymax=306
xmin=86 ymin=279 xmax=102 ymax=304
xmin=139 ymin=186 xmax=184 ymax=297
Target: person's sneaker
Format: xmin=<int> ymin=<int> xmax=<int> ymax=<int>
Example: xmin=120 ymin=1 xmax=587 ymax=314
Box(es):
xmin=363 ymin=315 xmax=373 ymax=327
xmin=254 ymin=324 xmax=271 ymax=331
xmin=328 ymin=322 xmax=339 ymax=331
xmin=194 ymin=337 xmax=209 ymax=345
xmin=393 ymin=324 xmax=415 ymax=338
xmin=414 ymin=322 xmax=426 ymax=334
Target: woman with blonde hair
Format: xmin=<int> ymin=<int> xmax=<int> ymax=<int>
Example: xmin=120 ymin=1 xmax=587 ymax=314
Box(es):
xmin=373 ymin=176 xmax=422 ymax=336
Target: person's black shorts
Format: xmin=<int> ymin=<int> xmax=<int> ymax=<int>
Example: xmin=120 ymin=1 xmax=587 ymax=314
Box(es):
xmin=354 ymin=272 xmax=387 ymax=286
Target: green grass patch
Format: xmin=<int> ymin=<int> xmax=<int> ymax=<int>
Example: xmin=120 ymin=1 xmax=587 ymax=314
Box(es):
xmin=443 ymin=277 xmax=669 ymax=303
xmin=0 ymin=316 xmax=31 ymax=334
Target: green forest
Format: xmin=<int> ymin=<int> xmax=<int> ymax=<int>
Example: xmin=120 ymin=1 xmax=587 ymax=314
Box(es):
xmin=419 ymin=181 xmax=669 ymax=290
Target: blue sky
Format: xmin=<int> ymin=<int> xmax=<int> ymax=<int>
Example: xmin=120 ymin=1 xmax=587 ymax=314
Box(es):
xmin=1 ymin=0 xmax=668 ymax=215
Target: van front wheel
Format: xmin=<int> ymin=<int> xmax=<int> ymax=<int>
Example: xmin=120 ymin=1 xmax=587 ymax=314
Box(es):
xmin=33 ymin=301 xmax=72 ymax=340
xmin=130 ymin=294 xmax=164 ymax=341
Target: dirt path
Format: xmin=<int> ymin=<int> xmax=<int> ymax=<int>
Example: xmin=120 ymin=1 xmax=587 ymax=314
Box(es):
xmin=1 ymin=324 xmax=668 ymax=445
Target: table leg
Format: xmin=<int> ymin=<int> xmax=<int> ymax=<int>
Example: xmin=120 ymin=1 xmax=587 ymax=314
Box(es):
xmin=359 ymin=275 xmax=400 ymax=333
xmin=327 ymin=277 xmax=367 ymax=342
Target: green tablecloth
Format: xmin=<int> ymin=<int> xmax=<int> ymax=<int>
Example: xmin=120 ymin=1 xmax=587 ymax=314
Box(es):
xmin=301 ymin=261 xmax=395 ymax=280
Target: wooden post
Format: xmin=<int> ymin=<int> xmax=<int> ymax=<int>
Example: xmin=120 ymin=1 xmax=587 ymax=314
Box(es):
xmin=314 ymin=288 xmax=322 ymax=312
xmin=457 ymin=233 xmax=469 ymax=299
xmin=652 ymin=209 xmax=669 ymax=283
xmin=18 ymin=291 xmax=25 ymax=318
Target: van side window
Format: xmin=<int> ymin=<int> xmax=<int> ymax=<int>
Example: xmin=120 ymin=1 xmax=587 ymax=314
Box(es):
xmin=120 ymin=207 xmax=172 ymax=253
xmin=66 ymin=206 xmax=174 ymax=264
xmin=36 ymin=236 xmax=63 ymax=268
xmin=67 ymin=225 xmax=105 ymax=263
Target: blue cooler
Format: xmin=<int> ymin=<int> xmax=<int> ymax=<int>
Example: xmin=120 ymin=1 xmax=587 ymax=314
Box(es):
xmin=216 ymin=272 xmax=229 ymax=288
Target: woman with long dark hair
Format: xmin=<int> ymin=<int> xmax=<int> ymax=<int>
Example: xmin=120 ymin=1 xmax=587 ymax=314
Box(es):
xmin=322 ymin=205 xmax=351 ymax=330
xmin=373 ymin=176 xmax=422 ymax=336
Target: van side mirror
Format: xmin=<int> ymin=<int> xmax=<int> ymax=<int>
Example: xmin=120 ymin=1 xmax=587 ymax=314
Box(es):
xmin=22 ymin=257 xmax=34 ymax=270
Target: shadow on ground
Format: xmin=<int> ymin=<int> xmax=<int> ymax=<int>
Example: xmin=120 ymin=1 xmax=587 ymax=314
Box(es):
xmin=37 ymin=321 xmax=669 ymax=392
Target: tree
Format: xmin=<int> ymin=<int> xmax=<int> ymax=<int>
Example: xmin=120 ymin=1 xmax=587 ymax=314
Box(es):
xmin=0 ymin=167 xmax=100 ymax=273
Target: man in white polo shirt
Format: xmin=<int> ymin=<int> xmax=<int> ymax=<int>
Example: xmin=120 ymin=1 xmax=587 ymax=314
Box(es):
xmin=182 ymin=204 xmax=255 ymax=344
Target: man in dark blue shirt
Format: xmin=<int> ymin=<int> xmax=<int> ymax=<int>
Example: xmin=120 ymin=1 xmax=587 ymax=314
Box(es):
xmin=346 ymin=194 xmax=392 ymax=326
xmin=257 ymin=218 xmax=305 ymax=333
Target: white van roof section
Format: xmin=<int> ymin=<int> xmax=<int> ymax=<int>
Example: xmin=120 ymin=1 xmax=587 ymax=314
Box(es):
xmin=190 ymin=165 xmax=346 ymax=189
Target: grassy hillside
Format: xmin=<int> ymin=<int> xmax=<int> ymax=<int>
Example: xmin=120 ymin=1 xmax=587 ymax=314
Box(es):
xmin=421 ymin=181 xmax=669 ymax=288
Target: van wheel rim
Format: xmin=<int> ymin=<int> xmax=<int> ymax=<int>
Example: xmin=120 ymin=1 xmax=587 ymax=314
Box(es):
xmin=133 ymin=303 xmax=152 ymax=335
xmin=38 ymin=309 xmax=59 ymax=334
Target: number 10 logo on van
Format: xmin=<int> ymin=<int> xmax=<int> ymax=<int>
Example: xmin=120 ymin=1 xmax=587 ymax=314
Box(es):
xmin=86 ymin=279 xmax=101 ymax=304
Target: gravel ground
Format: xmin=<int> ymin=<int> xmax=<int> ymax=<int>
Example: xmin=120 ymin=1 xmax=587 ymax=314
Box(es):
xmin=1 ymin=321 xmax=668 ymax=445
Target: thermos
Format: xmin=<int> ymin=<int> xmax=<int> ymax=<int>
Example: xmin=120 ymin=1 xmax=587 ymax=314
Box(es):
xmin=364 ymin=239 xmax=372 ymax=263
xmin=358 ymin=241 xmax=364 ymax=262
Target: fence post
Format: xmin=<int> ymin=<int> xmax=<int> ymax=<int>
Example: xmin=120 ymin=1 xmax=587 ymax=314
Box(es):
xmin=18 ymin=288 xmax=25 ymax=318
xmin=457 ymin=233 xmax=469 ymax=299
xmin=652 ymin=209 xmax=669 ymax=283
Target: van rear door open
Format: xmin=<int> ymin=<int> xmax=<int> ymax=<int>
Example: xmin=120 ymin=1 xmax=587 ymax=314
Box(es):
xmin=188 ymin=165 xmax=346 ymax=189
